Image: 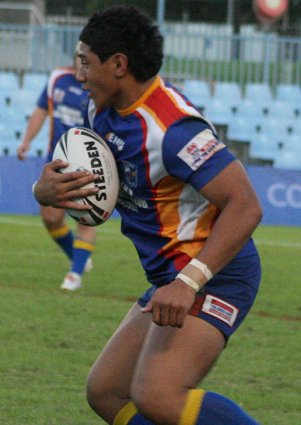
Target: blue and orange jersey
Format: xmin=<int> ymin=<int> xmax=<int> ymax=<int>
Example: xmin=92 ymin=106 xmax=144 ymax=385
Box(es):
xmin=37 ymin=67 xmax=89 ymax=159
xmin=87 ymin=76 xmax=257 ymax=285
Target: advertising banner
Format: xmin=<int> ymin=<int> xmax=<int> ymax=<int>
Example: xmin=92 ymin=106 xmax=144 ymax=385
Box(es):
xmin=246 ymin=165 xmax=301 ymax=226
xmin=0 ymin=158 xmax=300 ymax=226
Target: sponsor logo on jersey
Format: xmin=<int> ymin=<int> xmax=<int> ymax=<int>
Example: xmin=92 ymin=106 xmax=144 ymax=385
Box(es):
xmin=106 ymin=132 xmax=125 ymax=151
xmin=177 ymin=129 xmax=225 ymax=170
xmin=202 ymin=294 xmax=238 ymax=327
xmin=54 ymin=105 xmax=84 ymax=126
xmin=122 ymin=160 xmax=137 ymax=188
xmin=53 ymin=88 xmax=65 ymax=103
xmin=69 ymin=86 xmax=84 ymax=96
xmin=118 ymin=182 xmax=148 ymax=211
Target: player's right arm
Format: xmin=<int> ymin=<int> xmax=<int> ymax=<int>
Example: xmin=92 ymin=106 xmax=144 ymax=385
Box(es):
xmin=17 ymin=107 xmax=48 ymax=160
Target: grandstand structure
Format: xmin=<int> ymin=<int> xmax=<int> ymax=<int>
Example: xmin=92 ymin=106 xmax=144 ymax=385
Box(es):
xmin=0 ymin=2 xmax=301 ymax=170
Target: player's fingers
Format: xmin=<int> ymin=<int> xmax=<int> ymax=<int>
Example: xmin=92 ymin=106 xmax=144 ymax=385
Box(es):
xmin=175 ymin=310 xmax=186 ymax=328
xmin=56 ymin=186 xmax=99 ymax=203
xmin=49 ymin=159 xmax=69 ymax=171
xmin=56 ymin=174 xmax=98 ymax=193
xmin=169 ymin=308 xmax=180 ymax=327
xmin=158 ymin=305 xmax=171 ymax=327
xmin=141 ymin=301 xmax=153 ymax=313
xmin=56 ymin=200 xmax=93 ymax=210
xmin=151 ymin=303 xmax=162 ymax=326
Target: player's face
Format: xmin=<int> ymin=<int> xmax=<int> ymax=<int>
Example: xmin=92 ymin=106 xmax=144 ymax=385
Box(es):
xmin=76 ymin=41 xmax=121 ymax=109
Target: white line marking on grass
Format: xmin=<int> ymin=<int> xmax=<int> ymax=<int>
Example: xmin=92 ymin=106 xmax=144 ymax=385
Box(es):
xmin=255 ymin=239 xmax=301 ymax=249
xmin=0 ymin=216 xmax=42 ymax=226
xmin=0 ymin=215 xmax=120 ymax=234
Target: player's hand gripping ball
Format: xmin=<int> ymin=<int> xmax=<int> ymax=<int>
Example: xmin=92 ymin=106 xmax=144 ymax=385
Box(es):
xmin=52 ymin=127 xmax=119 ymax=226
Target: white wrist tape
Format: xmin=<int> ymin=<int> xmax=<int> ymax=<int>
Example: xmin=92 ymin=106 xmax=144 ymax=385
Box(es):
xmin=189 ymin=259 xmax=213 ymax=281
xmin=32 ymin=181 xmax=37 ymax=195
xmin=176 ymin=272 xmax=200 ymax=293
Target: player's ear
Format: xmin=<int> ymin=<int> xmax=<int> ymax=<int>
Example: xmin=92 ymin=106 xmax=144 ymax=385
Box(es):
xmin=112 ymin=53 xmax=128 ymax=77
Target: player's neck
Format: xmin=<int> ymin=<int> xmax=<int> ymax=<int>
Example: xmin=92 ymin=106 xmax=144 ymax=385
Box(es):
xmin=115 ymin=76 xmax=157 ymax=112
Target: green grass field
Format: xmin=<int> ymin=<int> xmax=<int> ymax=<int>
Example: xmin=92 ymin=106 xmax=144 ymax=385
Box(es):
xmin=0 ymin=214 xmax=300 ymax=425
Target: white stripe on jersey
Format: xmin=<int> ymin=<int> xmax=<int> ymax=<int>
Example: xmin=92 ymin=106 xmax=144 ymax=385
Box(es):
xmin=136 ymin=106 xmax=167 ymax=186
xmin=177 ymin=185 xmax=209 ymax=241
xmin=47 ymin=68 xmax=73 ymax=99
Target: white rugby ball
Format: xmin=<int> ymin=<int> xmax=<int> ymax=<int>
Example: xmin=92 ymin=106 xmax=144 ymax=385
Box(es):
xmin=52 ymin=127 xmax=119 ymax=226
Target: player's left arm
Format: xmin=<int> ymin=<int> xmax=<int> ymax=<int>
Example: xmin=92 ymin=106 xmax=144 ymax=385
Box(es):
xmin=142 ymin=118 xmax=262 ymax=328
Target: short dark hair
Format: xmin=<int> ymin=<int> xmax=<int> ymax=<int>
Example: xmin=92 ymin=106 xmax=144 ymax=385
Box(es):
xmin=79 ymin=6 xmax=164 ymax=82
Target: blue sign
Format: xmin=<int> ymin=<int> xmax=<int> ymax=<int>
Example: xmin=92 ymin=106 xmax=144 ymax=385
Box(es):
xmin=0 ymin=156 xmax=43 ymax=215
xmin=0 ymin=157 xmax=300 ymax=226
xmin=246 ymin=165 xmax=301 ymax=226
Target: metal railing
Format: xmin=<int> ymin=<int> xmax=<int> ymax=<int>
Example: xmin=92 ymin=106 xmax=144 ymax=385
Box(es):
xmin=1 ymin=23 xmax=301 ymax=89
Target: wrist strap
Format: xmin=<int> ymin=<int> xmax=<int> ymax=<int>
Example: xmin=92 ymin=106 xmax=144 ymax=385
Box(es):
xmin=176 ymin=272 xmax=200 ymax=293
xmin=32 ymin=181 xmax=38 ymax=201
xmin=189 ymin=259 xmax=213 ymax=281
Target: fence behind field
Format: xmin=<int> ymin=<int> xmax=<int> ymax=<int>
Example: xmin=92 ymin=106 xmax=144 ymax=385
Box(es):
xmin=1 ymin=23 xmax=301 ymax=89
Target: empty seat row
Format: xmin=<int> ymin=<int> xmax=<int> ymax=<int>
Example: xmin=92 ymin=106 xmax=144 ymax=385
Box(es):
xmin=181 ymin=79 xmax=301 ymax=109
xmin=0 ymin=71 xmax=47 ymax=92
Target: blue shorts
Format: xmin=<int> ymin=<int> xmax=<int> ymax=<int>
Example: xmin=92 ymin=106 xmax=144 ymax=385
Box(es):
xmin=138 ymin=254 xmax=261 ymax=340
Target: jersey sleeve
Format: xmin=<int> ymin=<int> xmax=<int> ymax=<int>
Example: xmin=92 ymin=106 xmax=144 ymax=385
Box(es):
xmin=36 ymin=84 xmax=48 ymax=111
xmin=162 ymin=117 xmax=236 ymax=190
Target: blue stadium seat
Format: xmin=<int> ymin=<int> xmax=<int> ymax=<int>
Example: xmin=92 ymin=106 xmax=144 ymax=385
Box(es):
xmin=0 ymin=123 xmax=19 ymax=156
xmin=249 ymin=132 xmax=281 ymax=161
xmin=227 ymin=116 xmax=259 ymax=144
xmin=0 ymin=88 xmax=20 ymax=106
xmin=204 ymin=98 xmax=235 ymax=126
xmin=31 ymin=123 xmax=49 ymax=157
xmin=273 ymin=150 xmax=301 ymax=170
xmin=236 ymin=99 xmax=267 ymax=121
xmin=267 ymin=100 xmax=298 ymax=121
xmin=244 ymin=83 xmax=273 ymax=103
xmin=182 ymin=79 xmax=211 ymax=109
xmin=0 ymin=71 xmax=19 ymax=90
xmin=14 ymin=89 xmax=39 ymax=108
xmin=22 ymin=72 xmax=48 ymax=92
xmin=213 ymin=81 xmax=242 ymax=103
xmin=276 ymin=84 xmax=301 ymax=103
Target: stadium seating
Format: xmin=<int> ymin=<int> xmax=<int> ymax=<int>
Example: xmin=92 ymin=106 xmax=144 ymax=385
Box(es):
xmin=249 ymin=130 xmax=284 ymax=162
xmin=182 ymin=79 xmax=211 ymax=110
xmin=244 ymin=82 xmax=274 ymax=103
xmin=275 ymin=84 xmax=301 ymax=103
xmin=227 ymin=116 xmax=259 ymax=144
xmin=273 ymin=149 xmax=301 ymax=170
xmin=203 ymin=98 xmax=235 ymax=126
xmin=22 ymin=72 xmax=48 ymax=92
xmin=213 ymin=81 xmax=242 ymax=107
xmin=0 ymin=71 xmax=20 ymax=90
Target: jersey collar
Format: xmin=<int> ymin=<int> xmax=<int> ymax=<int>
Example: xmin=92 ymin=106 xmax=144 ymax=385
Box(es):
xmin=117 ymin=76 xmax=162 ymax=116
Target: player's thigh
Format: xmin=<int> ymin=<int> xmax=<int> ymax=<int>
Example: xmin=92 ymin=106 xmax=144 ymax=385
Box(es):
xmin=132 ymin=314 xmax=225 ymax=402
xmin=87 ymin=303 xmax=152 ymax=399
xmin=40 ymin=205 xmax=65 ymax=229
xmin=76 ymin=223 xmax=97 ymax=244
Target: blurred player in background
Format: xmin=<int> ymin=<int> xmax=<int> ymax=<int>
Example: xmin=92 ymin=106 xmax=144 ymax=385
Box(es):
xmin=17 ymin=49 xmax=96 ymax=291
xmin=34 ymin=6 xmax=263 ymax=425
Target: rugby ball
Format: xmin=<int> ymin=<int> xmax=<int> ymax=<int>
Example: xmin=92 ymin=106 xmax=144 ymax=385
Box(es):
xmin=52 ymin=127 xmax=119 ymax=226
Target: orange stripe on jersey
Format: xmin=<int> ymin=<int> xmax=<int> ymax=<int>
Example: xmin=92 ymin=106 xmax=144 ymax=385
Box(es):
xmin=156 ymin=176 xmax=219 ymax=258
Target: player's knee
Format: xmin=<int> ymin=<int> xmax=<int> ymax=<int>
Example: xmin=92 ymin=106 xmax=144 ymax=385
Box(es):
xmin=131 ymin=383 xmax=176 ymax=424
xmin=86 ymin=372 xmax=108 ymax=416
xmin=41 ymin=215 xmax=61 ymax=230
